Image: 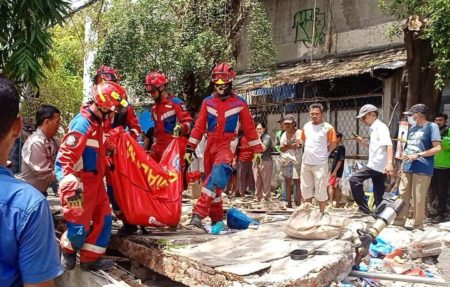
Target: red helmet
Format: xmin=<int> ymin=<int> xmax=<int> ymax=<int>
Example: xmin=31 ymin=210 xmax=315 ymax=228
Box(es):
xmin=92 ymin=82 xmax=128 ymax=111
xmin=94 ymin=65 xmax=121 ymax=84
xmin=211 ymin=63 xmax=236 ymax=85
xmin=144 ymin=72 xmax=168 ymax=92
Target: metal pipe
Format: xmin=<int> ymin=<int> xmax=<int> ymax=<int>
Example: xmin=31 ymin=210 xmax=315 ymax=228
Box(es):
xmin=349 ymin=270 xmax=447 ymax=286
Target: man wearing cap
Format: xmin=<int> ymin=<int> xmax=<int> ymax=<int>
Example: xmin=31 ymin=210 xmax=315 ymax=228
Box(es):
xmin=280 ymin=114 xmax=302 ymax=208
xmin=301 ymin=103 xmax=337 ymax=213
xmin=395 ymin=104 xmax=441 ymax=229
xmin=349 ymin=104 xmax=394 ymax=214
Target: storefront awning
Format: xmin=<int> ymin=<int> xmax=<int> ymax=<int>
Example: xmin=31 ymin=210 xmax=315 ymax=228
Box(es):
xmin=235 ymin=49 xmax=406 ymax=93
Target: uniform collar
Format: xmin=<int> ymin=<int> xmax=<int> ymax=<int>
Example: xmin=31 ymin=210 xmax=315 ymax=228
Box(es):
xmin=80 ymin=106 xmax=101 ymax=126
xmin=0 ymin=165 xmax=13 ymax=177
xmin=212 ymin=91 xmax=236 ymax=100
xmin=160 ymin=94 xmax=174 ymax=104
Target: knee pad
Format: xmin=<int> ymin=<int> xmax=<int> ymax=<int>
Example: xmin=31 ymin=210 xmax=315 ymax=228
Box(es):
xmin=206 ymin=164 xmax=233 ymax=191
xmin=95 ymin=215 xmax=112 ymax=247
xmin=66 ymin=222 xmax=87 ymax=250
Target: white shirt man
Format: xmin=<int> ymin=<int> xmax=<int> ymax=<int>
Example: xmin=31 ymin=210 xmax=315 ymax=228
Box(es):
xmin=350 ymin=104 xmax=393 ymax=214
xmin=300 ymin=104 xmax=337 ymax=213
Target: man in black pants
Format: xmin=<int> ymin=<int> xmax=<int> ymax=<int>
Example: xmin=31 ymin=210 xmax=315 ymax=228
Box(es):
xmin=350 ymin=104 xmax=394 ymax=214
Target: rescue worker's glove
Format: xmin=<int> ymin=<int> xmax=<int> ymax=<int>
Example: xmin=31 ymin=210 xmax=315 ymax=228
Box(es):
xmin=59 ymin=174 xmax=84 ymax=209
xmin=173 ymin=124 xmax=183 ymax=137
xmin=186 ymin=146 xmax=197 ymax=159
xmin=129 ymin=128 xmax=139 ymax=140
xmin=253 ymin=153 xmax=262 ymax=165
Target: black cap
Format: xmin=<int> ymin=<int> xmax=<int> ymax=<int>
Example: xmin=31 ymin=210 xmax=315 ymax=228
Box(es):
xmin=403 ymin=104 xmax=429 ymax=115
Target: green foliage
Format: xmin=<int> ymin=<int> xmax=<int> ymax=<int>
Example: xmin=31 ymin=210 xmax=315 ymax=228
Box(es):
xmin=0 ymin=0 xmax=70 ymax=86
xmin=21 ymin=15 xmax=85 ymax=129
xmin=94 ymin=0 xmax=277 ymax=110
xmin=379 ymin=0 xmax=450 ymax=88
xmin=247 ymin=0 xmax=278 ymax=72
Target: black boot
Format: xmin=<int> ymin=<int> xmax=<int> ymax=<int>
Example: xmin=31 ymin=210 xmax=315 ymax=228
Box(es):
xmin=117 ymin=223 xmax=138 ymax=236
xmin=61 ymin=252 xmax=76 ymax=270
xmin=188 ymin=214 xmax=203 ymax=229
xmin=80 ymin=258 xmax=114 ymax=271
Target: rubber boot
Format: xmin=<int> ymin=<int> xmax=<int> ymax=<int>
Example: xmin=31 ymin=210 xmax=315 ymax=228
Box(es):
xmin=188 ymin=214 xmax=203 ymax=229
xmin=117 ymin=223 xmax=138 ymax=236
xmin=80 ymin=258 xmax=114 ymax=271
xmin=61 ymin=252 xmax=76 ymax=270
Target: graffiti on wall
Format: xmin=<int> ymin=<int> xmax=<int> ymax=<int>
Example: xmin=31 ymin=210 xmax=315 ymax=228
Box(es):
xmin=292 ymin=8 xmax=326 ymax=47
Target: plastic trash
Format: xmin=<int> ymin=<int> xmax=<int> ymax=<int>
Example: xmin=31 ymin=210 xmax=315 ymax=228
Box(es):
xmin=369 ymin=236 xmax=395 ymax=257
xmin=226 ymin=208 xmax=260 ymax=230
xmin=211 ymin=221 xmax=225 ymax=235
xmin=358 ymin=262 xmax=369 ymax=272
xmin=369 ymin=258 xmax=385 ymax=269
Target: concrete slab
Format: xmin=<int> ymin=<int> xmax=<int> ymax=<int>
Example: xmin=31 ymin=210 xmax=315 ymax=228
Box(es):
xmin=110 ymin=220 xmax=353 ymax=287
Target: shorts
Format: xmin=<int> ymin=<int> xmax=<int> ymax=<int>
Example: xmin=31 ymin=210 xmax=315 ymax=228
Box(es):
xmin=281 ymin=161 xmax=301 ymax=180
xmin=301 ymin=163 xmax=328 ymax=202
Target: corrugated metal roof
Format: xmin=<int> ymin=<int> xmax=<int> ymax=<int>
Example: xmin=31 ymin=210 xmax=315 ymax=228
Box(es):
xmin=235 ymin=49 xmax=406 ymax=92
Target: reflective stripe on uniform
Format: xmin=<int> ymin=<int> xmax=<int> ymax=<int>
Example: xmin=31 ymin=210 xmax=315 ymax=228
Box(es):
xmin=189 ymin=137 xmax=200 ymax=145
xmin=161 ymin=110 xmax=176 ymax=121
xmin=201 ymin=187 xmax=215 ymax=198
xmin=224 ymin=107 xmax=242 ymax=118
xmin=248 ymin=139 xmax=261 ymax=146
xmin=81 ymin=243 xmax=106 ymax=254
xmin=206 ymin=106 xmax=218 ymax=117
xmin=86 ymin=139 xmax=99 ymax=148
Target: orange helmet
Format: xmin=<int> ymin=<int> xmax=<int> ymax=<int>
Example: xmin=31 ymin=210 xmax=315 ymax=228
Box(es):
xmin=211 ymin=63 xmax=236 ymax=85
xmin=92 ymin=82 xmax=128 ymax=111
xmin=93 ymin=65 xmax=121 ymax=84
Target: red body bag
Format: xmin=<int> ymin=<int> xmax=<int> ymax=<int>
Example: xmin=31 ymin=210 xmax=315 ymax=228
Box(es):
xmin=108 ymin=128 xmax=186 ymax=227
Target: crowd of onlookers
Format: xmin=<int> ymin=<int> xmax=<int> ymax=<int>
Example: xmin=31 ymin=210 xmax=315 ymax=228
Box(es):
xmin=215 ymin=102 xmax=449 ymax=229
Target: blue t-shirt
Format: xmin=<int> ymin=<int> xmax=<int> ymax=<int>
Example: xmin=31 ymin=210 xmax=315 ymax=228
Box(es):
xmin=403 ymin=122 xmax=441 ymax=175
xmin=0 ymin=166 xmax=63 ymax=286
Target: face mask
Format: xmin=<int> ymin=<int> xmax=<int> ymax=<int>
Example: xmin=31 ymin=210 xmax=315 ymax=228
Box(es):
xmin=407 ymin=115 xmax=416 ymax=126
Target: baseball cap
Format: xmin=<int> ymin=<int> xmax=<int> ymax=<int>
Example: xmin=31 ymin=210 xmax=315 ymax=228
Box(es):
xmin=356 ymin=104 xmax=378 ymax=119
xmin=283 ymin=114 xmax=295 ymax=124
xmin=403 ymin=103 xmax=429 ymax=115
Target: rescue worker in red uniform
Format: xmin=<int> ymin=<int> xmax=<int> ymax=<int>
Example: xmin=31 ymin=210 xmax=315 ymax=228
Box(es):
xmin=188 ymin=63 xmax=263 ymax=229
xmin=94 ymin=65 xmax=141 ymax=139
xmin=55 ymin=81 xmax=128 ymax=271
xmin=94 ymin=65 xmax=143 ymax=235
xmin=144 ymin=71 xmax=193 ymax=162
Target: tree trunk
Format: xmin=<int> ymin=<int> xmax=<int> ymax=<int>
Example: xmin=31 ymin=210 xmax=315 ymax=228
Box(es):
xmin=403 ymin=17 xmax=441 ymax=118
xmin=183 ymin=70 xmax=200 ymax=115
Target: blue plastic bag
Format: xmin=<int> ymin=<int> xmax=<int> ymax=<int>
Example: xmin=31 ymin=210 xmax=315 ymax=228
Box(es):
xmin=226 ymin=208 xmax=260 ymax=230
xmin=369 ymin=236 xmax=395 ymax=257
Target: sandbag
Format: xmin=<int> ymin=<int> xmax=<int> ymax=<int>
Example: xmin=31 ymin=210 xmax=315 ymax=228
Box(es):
xmin=283 ymin=203 xmax=350 ymax=240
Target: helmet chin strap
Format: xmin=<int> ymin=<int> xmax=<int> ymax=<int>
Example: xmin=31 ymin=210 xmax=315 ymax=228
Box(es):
xmin=218 ymin=84 xmax=232 ymax=100
xmin=152 ymin=86 xmax=166 ymax=103
xmin=95 ymin=103 xmax=112 ymax=120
